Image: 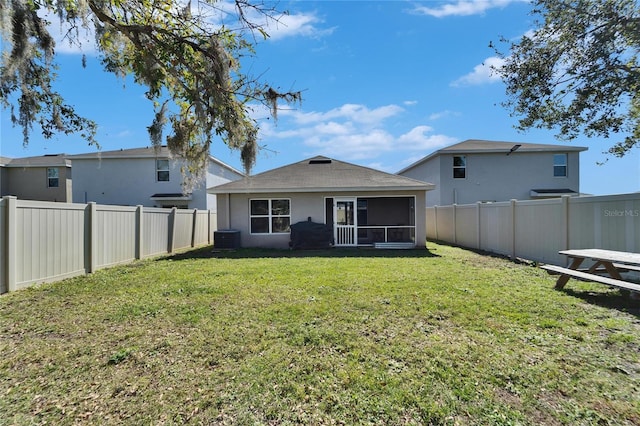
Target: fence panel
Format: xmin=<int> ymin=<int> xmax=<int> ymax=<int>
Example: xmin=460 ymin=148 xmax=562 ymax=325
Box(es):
xmin=0 ymin=199 xmax=5 ymax=293
xmin=435 ymin=206 xmax=455 ymax=242
xmin=193 ymin=211 xmax=210 ymax=247
xmin=479 ymin=202 xmax=512 ymax=257
xmin=455 ymin=205 xmax=478 ymax=249
xmin=15 ymin=200 xmax=87 ymax=289
xmin=93 ymin=205 xmax=138 ymax=269
xmin=570 ymin=194 xmax=640 ymax=253
xmin=143 ymin=208 xmax=172 ymax=257
xmin=426 ymin=207 xmax=437 ymax=239
xmin=173 ymin=209 xmax=195 ymax=250
xmin=514 ymin=199 xmax=564 ymax=264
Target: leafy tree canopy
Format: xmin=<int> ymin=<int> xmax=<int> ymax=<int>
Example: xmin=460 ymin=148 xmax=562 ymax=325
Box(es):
xmin=0 ymin=0 xmax=301 ymax=180
xmin=493 ymin=0 xmax=639 ymax=157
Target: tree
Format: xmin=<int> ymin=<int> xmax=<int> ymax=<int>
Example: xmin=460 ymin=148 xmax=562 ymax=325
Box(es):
xmin=0 ymin=0 xmax=300 ymax=180
xmin=493 ymin=0 xmax=640 ymax=157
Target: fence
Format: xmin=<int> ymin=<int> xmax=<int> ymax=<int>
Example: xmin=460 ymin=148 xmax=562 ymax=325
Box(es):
xmin=0 ymin=196 xmax=217 ymax=294
xmin=427 ymin=193 xmax=640 ymax=265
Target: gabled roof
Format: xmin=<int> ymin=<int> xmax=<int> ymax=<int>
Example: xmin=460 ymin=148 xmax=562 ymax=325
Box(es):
xmin=208 ymin=156 xmax=434 ymax=194
xmin=1 ymin=154 xmax=71 ymax=168
xmin=397 ymin=139 xmax=588 ymax=174
xmin=66 ymin=146 xmax=244 ymax=176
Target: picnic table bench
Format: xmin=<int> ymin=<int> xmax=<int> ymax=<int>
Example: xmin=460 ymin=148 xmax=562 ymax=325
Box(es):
xmin=540 ymin=249 xmax=640 ymax=294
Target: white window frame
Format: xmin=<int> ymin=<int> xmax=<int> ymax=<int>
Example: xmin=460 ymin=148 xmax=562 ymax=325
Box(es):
xmin=249 ymin=199 xmax=291 ymax=234
xmin=47 ymin=167 xmax=59 ymax=188
xmin=553 ymin=154 xmax=567 ymax=177
xmin=156 ymin=159 xmax=170 ymax=182
xmin=453 ymin=155 xmax=466 ymax=179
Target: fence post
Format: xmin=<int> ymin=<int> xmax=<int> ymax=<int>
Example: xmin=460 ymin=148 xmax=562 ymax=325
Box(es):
xmin=561 ymin=195 xmax=570 ymax=252
xmin=5 ymin=196 xmax=17 ymax=292
xmin=452 ymin=204 xmax=457 ymax=245
xmin=88 ymin=202 xmax=98 ymax=273
xmin=476 ymin=201 xmax=482 ymax=250
xmin=136 ymin=205 xmax=143 ymax=259
xmin=434 ymin=206 xmax=439 ymax=241
xmin=168 ymin=207 xmax=177 ymax=253
xmin=191 ymin=209 xmax=198 ymax=247
xmin=510 ymin=199 xmax=517 ymax=259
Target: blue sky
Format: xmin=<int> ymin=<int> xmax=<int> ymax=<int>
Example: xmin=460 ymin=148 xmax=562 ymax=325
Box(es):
xmin=1 ymin=0 xmax=639 ymax=196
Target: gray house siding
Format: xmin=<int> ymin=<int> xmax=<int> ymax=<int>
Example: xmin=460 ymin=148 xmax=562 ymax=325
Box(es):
xmin=433 ymin=151 xmax=581 ymax=206
xmin=399 ymin=141 xmax=585 ymax=207
xmin=218 ymin=190 xmax=427 ymax=249
xmin=71 ymin=151 xmax=242 ymax=210
xmin=2 ymin=165 xmax=72 ymax=202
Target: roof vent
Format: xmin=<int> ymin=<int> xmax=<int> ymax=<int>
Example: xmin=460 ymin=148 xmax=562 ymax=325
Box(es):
xmin=309 ymin=158 xmax=332 ymax=164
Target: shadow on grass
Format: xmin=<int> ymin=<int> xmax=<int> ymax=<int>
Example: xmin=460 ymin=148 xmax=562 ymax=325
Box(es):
xmin=162 ymin=245 xmax=440 ymax=261
xmin=562 ymin=288 xmax=640 ymax=319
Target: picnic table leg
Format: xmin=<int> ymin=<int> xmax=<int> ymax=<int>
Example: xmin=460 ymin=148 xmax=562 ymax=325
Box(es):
xmin=600 ymin=261 xmax=624 ymax=280
xmin=555 ymin=257 xmax=585 ymax=289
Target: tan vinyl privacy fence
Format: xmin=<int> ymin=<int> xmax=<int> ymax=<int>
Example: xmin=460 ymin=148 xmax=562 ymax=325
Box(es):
xmin=426 ymin=193 xmax=640 ymax=265
xmin=0 ymin=196 xmax=217 ymax=294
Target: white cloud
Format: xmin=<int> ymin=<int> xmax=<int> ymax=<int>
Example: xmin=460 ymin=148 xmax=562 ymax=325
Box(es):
xmin=412 ymin=0 xmax=524 ymax=18
xmin=284 ymin=104 xmax=405 ymax=126
xmin=264 ymin=13 xmax=335 ymax=40
xmin=259 ymin=102 xmax=455 ymax=161
xmin=429 ymin=110 xmax=461 ymax=120
xmin=398 ymin=126 xmax=457 ymax=150
xmin=451 ymin=56 xmax=505 ymax=87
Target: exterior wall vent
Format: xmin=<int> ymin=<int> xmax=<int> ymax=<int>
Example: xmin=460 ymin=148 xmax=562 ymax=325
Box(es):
xmin=309 ymin=159 xmax=332 ymax=164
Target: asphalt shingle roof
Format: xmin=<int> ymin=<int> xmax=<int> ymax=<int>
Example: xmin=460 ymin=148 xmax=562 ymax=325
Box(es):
xmin=209 ymin=156 xmax=434 ymax=194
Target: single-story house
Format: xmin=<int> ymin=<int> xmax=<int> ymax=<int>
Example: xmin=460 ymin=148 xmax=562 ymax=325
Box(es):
xmin=208 ymin=156 xmax=434 ymax=249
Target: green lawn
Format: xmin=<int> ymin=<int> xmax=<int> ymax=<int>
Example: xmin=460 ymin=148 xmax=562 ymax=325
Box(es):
xmin=1 ymin=243 xmax=639 ymax=425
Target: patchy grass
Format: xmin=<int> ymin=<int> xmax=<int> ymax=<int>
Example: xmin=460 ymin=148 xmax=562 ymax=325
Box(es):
xmin=1 ymin=243 xmax=639 ymax=425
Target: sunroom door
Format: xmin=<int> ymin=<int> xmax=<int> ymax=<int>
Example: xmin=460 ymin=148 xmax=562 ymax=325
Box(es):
xmin=334 ymin=198 xmax=357 ymax=246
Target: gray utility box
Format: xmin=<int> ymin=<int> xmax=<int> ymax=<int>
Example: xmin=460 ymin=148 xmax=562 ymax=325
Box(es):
xmin=214 ymin=230 xmax=241 ymax=249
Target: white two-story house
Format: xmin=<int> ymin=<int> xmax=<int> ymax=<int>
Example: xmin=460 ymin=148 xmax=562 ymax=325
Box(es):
xmin=68 ymin=146 xmax=244 ymax=210
xmin=398 ymin=140 xmax=588 ymax=207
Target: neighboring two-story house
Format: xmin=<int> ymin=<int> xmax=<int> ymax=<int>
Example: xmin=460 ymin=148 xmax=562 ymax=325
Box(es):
xmin=0 ymin=154 xmax=72 ymax=202
xmin=398 ymin=140 xmax=588 ymax=207
xmin=68 ymin=146 xmax=244 ymax=210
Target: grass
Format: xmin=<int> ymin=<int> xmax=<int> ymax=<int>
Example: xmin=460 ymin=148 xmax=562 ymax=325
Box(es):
xmin=1 ymin=242 xmax=639 ymax=425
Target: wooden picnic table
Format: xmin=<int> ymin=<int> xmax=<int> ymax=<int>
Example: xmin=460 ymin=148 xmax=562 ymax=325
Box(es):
xmin=540 ymin=249 xmax=640 ymax=294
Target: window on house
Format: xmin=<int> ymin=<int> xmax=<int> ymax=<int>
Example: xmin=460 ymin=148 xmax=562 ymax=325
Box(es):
xmin=250 ymin=199 xmax=291 ymax=234
xmin=453 ymin=155 xmax=466 ymax=179
xmin=553 ymin=154 xmax=567 ymax=177
xmin=47 ymin=167 xmax=59 ymax=188
xmin=156 ymin=159 xmax=170 ymax=181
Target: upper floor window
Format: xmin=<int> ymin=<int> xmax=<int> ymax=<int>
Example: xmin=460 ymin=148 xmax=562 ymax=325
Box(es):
xmin=250 ymin=199 xmax=291 ymax=234
xmin=156 ymin=159 xmax=170 ymax=181
xmin=47 ymin=167 xmax=59 ymax=188
xmin=453 ymin=155 xmax=466 ymax=179
xmin=553 ymin=154 xmax=567 ymax=177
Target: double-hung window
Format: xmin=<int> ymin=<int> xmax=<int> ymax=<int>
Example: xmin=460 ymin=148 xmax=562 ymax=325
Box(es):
xmin=156 ymin=159 xmax=170 ymax=181
xmin=250 ymin=199 xmax=291 ymax=234
xmin=453 ymin=155 xmax=466 ymax=179
xmin=553 ymin=154 xmax=567 ymax=177
xmin=47 ymin=167 xmax=59 ymax=188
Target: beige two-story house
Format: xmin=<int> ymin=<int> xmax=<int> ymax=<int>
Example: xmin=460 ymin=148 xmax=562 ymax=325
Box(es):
xmin=0 ymin=154 xmax=72 ymax=202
